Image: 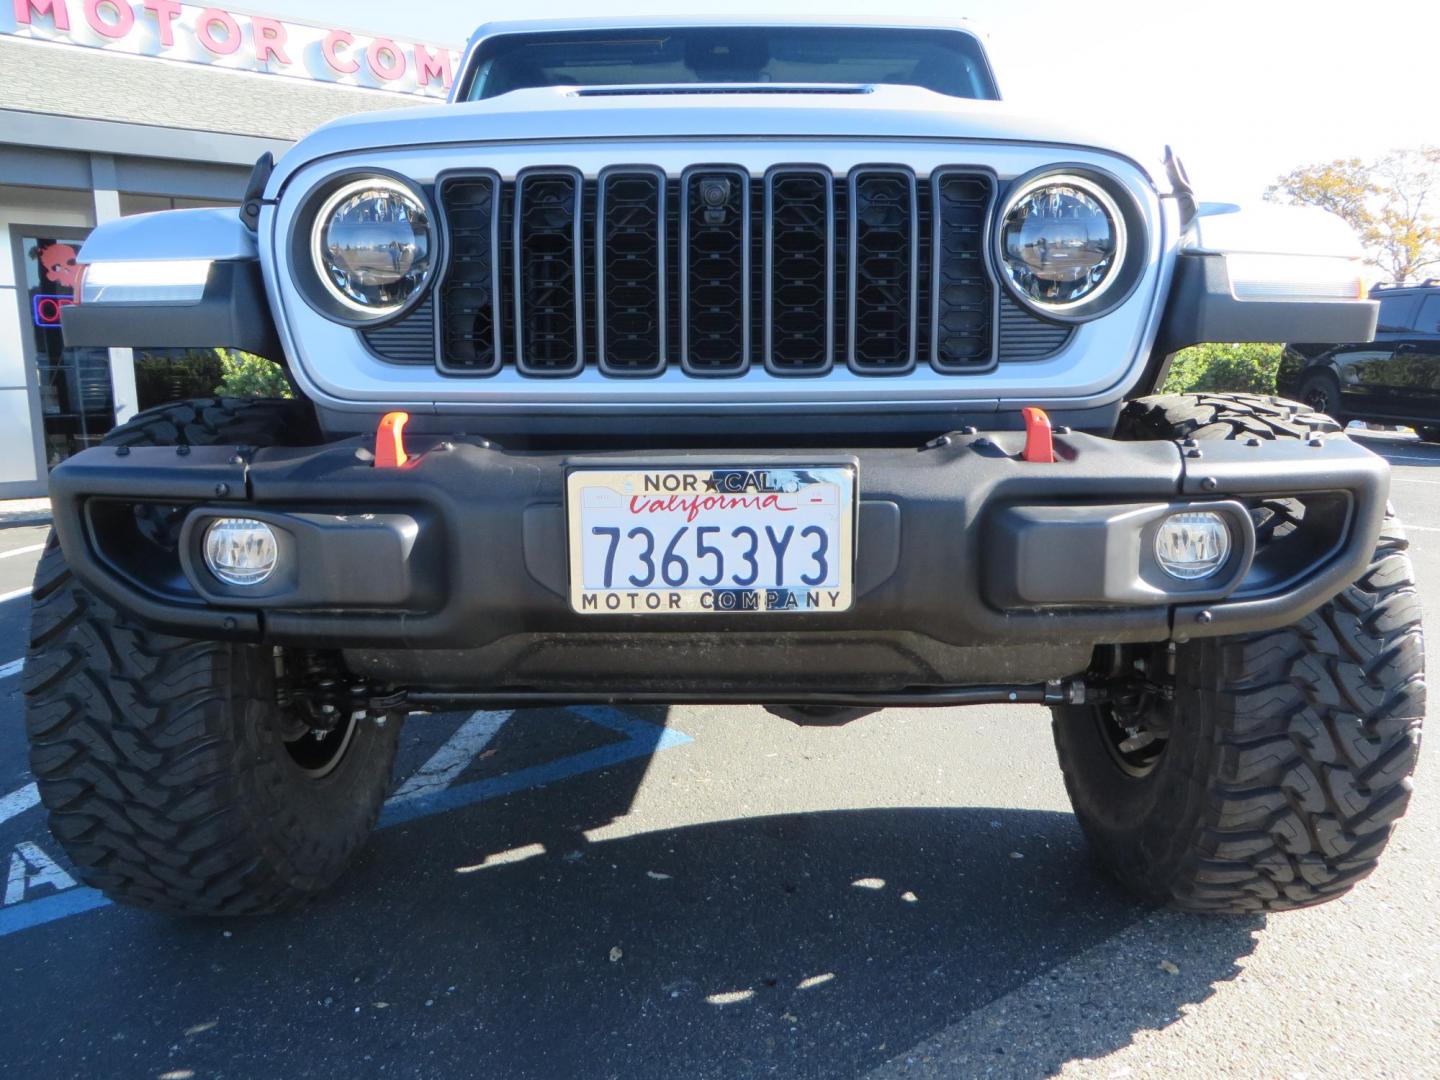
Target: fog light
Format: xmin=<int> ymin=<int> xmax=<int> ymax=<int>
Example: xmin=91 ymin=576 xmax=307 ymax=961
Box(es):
xmin=203 ymin=518 xmax=278 ymax=586
xmin=1154 ymin=512 xmax=1230 ymax=581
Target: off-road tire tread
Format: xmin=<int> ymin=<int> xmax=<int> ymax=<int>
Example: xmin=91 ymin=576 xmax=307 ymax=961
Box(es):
xmin=24 ymin=397 xmax=395 ymax=915
xmin=1115 ymin=392 xmax=1343 ymax=443
xmin=1057 ymin=393 xmax=1425 ymax=913
xmin=103 ymin=396 xmax=320 ymax=449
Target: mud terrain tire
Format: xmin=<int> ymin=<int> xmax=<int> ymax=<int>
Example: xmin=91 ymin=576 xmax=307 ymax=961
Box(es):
xmin=24 ymin=398 xmax=398 ymax=915
xmin=1053 ymin=394 xmax=1425 ymax=912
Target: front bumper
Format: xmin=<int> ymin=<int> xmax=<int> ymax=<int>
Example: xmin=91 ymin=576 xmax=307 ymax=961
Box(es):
xmin=49 ymin=428 xmax=1388 ymax=694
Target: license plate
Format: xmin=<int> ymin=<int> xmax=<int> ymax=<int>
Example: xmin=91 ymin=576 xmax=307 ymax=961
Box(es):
xmin=566 ymin=466 xmax=855 ymax=615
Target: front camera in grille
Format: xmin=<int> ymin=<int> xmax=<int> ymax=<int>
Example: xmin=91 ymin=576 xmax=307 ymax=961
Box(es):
xmin=680 ymin=167 xmax=750 ymax=374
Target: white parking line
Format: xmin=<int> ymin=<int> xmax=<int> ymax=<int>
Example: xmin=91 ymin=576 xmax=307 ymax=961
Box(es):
xmin=389 ymin=710 xmax=512 ymax=802
xmin=1405 ymin=523 xmax=1440 ymax=533
xmin=1392 ymin=476 xmax=1440 ymax=486
xmin=0 ymin=659 xmax=22 ymax=680
xmin=0 ymin=587 xmax=32 ymax=604
xmin=1380 ymin=454 xmax=1440 ymax=466
xmin=0 ymin=707 xmax=511 ymax=830
xmin=0 ymin=783 xmax=39 ymax=828
xmin=0 ymin=544 xmax=45 ymax=561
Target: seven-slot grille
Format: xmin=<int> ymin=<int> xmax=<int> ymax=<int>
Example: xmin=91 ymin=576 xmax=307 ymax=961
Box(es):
xmin=368 ymin=165 xmax=1073 ymax=376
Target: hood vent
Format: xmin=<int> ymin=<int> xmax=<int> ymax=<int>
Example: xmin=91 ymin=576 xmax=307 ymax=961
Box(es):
xmin=571 ymin=84 xmax=873 ymax=98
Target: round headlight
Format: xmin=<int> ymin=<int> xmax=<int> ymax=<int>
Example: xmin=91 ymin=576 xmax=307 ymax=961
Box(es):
xmin=999 ymin=175 xmax=1126 ymax=315
xmin=311 ymin=177 xmax=432 ymax=317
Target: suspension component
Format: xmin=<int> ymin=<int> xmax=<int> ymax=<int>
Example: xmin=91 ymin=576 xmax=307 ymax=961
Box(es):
xmin=274 ymin=648 xmax=393 ymax=730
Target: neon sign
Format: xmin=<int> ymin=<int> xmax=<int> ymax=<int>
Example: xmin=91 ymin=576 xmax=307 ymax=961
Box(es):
xmin=32 ymin=294 xmax=77 ymax=329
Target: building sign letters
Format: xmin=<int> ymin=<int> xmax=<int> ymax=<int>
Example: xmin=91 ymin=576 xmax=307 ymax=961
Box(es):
xmin=5 ymin=1 xmax=459 ymax=97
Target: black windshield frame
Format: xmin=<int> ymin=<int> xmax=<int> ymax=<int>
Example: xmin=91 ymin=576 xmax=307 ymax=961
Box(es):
xmin=461 ymin=27 xmax=1000 ymax=102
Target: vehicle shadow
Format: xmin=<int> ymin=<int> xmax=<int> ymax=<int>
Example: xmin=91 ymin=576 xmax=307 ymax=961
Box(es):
xmin=11 ymin=723 xmax=1264 ymax=1080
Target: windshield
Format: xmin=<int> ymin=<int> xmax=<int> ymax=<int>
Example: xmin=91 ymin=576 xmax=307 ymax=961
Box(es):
xmin=465 ymin=27 xmax=998 ymax=101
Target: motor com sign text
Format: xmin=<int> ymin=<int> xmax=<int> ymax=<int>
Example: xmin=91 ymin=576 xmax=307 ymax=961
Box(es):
xmin=5 ymin=1 xmax=460 ymax=97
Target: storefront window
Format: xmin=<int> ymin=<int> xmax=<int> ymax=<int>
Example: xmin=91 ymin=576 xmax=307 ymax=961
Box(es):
xmin=22 ymin=235 xmax=114 ymax=468
xmin=135 ymin=348 xmax=226 ymax=411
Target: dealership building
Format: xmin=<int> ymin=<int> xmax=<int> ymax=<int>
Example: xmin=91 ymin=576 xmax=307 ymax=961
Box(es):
xmin=0 ymin=2 xmax=455 ymax=496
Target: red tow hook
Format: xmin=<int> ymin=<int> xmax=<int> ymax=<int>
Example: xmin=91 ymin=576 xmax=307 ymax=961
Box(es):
xmin=1021 ymin=406 xmax=1056 ymax=463
xmin=375 ymin=411 xmax=411 ymax=468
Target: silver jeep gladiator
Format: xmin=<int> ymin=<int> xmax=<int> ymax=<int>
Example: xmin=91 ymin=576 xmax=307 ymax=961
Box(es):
xmin=33 ymin=17 xmax=1424 ymax=916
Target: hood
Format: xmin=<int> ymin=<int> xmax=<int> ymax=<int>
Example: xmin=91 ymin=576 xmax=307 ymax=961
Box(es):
xmin=269 ymin=84 xmax=1164 ymax=192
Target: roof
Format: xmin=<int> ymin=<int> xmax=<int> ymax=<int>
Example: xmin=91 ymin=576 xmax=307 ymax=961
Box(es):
xmin=0 ymin=36 xmax=426 ymax=145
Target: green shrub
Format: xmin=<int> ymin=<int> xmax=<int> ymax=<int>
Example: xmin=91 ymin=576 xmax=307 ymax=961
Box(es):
xmin=1161 ymin=343 xmax=1284 ymax=395
xmin=214 ymin=349 xmax=293 ymax=399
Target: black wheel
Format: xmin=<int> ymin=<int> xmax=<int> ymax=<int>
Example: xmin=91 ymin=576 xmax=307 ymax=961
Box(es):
xmin=24 ymin=397 xmax=400 ymax=915
xmin=1294 ymin=369 xmax=1345 ymax=424
xmin=1054 ymin=393 xmax=1425 ymax=912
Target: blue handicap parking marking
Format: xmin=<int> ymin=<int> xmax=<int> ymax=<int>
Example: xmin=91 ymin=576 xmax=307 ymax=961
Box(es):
xmin=0 ymin=706 xmax=692 ymax=940
xmin=379 ymin=706 xmax=691 ymax=826
xmin=0 ymin=885 xmax=110 ymax=938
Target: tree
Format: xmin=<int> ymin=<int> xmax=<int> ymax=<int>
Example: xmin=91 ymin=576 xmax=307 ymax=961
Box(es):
xmin=213 ymin=349 xmax=293 ymax=398
xmin=1267 ymin=146 xmax=1440 ymax=283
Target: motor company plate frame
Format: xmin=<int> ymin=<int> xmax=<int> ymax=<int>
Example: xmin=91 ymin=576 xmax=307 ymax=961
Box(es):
xmin=565 ymin=464 xmax=857 ymax=615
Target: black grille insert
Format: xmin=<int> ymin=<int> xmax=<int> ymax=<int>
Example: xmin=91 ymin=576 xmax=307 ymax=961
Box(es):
xmin=930 ymin=168 xmax=996 ymax=372
xmin=596 ymin=168 xmax=666 ymax=375
xmin=765 ymin=168 xmax=834 ymax=374
xmin=848 ymin=168 xmax=918 ymax=373
xmin=435 ymin=172 xmax=502 ymax=375
xmin=680 ymin=167 xmax=750 ymax=374
xmin=513 ymin=168 xmax=583 ymax=376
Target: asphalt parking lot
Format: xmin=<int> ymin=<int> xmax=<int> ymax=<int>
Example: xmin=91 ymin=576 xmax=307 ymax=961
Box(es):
xmin=0 ymin=433 xmax=1435 ymax=1080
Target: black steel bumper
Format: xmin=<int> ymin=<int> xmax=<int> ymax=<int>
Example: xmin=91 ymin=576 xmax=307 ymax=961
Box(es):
xmin=48 ymin=429 xmax=1388 ymax=694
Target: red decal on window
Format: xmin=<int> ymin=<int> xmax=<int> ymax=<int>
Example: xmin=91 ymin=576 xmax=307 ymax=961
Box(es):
xmin=37 ymin=243 xmax=81 ymax=289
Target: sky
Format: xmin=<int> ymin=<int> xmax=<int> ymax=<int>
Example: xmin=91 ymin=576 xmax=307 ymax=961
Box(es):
xmin=269 ymin=0 xmax=1434 ymax=203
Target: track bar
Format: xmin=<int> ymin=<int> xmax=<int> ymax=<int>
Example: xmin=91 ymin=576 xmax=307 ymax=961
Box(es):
xmin=395 ymin=679 xmax=1089 ymax=713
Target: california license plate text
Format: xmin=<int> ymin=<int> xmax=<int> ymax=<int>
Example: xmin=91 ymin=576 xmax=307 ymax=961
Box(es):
xmin=566 ymin=467 xmax=855 ymax=615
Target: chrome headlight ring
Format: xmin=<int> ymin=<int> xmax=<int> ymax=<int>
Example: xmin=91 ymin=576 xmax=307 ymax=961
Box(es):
xmin=993 ymin=167 xmax=1146 ymax=323
xmin=290 ymin=171 xmax=440 ymax=328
